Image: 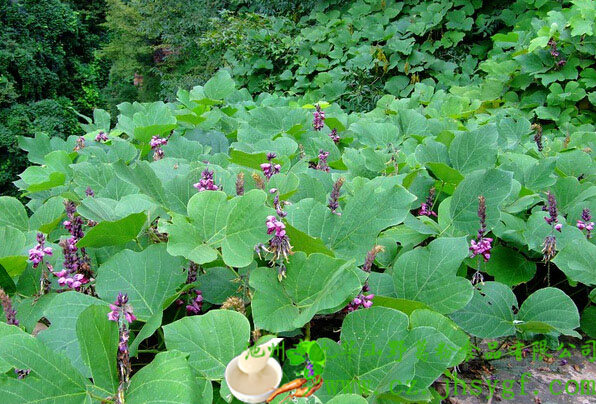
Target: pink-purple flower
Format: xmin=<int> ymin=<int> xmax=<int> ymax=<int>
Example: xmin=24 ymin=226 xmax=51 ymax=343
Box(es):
xmin=328 ymin=177 xmax=344 ymax=215
xmin=193 ymin=168 xmax=219 ymax=191
xmin=469 ymin=195 xmax=493 ymax=262
xmin=95 ymin=131 xmax=109 ymax=142
xmin=261 ymin=153 xmax=281 ymax=180
xmin=107 ymin=292 xmax=137 ymax=323
xmin=316 ymin=150 xmax=330 ymax=172
xmin=418 ymin=187 xmax=437 ymax=217
xmin=0 ymin=288 xmax=18 ymax=326
xmin=186 ymin=290 xmax=203 ymax=315
xmin=28 ymin=233 xmax=53 ymax=269
xmin=150 ymin=136 xmax=168 ymax=161
xmin=328 ymin=128 xmax=340 ymax=143
xmin=313 ymin=104 xmax=325 ymax=131
xmin=544 ymin=191 xmax=562 ymax=232
xmin=577 ymin=208 xmax=594 ymax=238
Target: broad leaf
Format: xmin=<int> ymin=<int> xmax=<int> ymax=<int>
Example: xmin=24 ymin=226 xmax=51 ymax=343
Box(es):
xmin=95 ymin=244 xmax=186 ymax=321
xmin=127 ymin=351 xmax=212 ymax=404
xmin=250 ymin=253 xmax=362 ymax=332
xmin=76 ymin=305 xmax=118 ymax=394
xmin=163 ymin=310 xmax=250 ymax=380
xmin=393 ymin=237 xmax=472 ymax=314
xmin=450 ymin=282 xmax=517 ymax=338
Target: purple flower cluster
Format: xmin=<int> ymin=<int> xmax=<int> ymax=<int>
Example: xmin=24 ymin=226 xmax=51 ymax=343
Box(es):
xmin=548 ymin=38 xmax=566 ymax=68
xmin=85 ymin=186 xmax=95 ymax=197
xmin=50 ymin=201 xmax=91 ymax=291
xmin=329 ymin=128 xmax=340 ymax=143
xmin=347 ymin=246 xmax=383 ymax=312
xmin=305 ymin=359 xmax=315 ymax=378
xmin=265 ymin=215 xmax=293 ymax=263
xmin=109 ymin=293 xmax=134 ymax=403
xmin=95 ymin=131 xmax=109 ymax=142
xmin=328 ymin=177 xmax=344 ymax=215
xmin=193 ymin=168 xmax=219 ymax=192
xmin=469 ymin=196 xmax=493 ymax=262
xmin=316 ymin=150 xmax=330 ymax=172
xmin=313 ymin=104 xmax=325 ymax=131
xmin=150 ymin=136 xmax=168 ymax=160
xmin=577 ymin=208 xmax=594 ymax=238
xmin=418 ymin=187 xmax=437 ymax=217
xmin=267 ymin=215 xmax=286 ymax=238
xmin=261 ymin=153 xmax=281 ymax=180
xmin=347 ymin=290 xmax=374 ymax=312
xmin=0 ymin=288 xmax=18 ymax=326
xmin=107 ymin=293 xmax=137 ymax=323
xmin=29 ymin=233 xmax=53 ymax=269
xmin=544 ymin=191 xmax=562 ymax=232
xmin=185 ymin=290 xmax=203 ymax=315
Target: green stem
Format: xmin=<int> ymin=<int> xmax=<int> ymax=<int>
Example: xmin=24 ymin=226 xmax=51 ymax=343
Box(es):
xmin=305 ymin=322 xmax=311 ymax=341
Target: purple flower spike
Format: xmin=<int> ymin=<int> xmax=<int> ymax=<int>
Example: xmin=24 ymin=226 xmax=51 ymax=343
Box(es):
xmin=0 ymin=288 xmax=18 ymax=326
xmin=544 ymin=191 xmax=558 ymax=225
xmin=328 ymin=128 xmax=340 ymax=143
xmin=328 ymin=177 xmax=344 ymax=215
xmin=266 ymin=152 xmax=277 ymax=161
xmin=85 ymin=187 xmax=95 ymax=197
xmin=312 ymin=104 xmax=325 ymax=131
xmin=316 ymin=150 xmax=330 ymax=172
xmin=107 ymin=293 xmax=136 ymax=324
xmin=469 ymin=196 xmax=492 ymax=262
xmin=577 ymin=208 xmax=594 ymax=238
xmin=193 ymin=168 xmax=219 ymax=192
xmin=418 ymin=187 xmax=437 ymax=217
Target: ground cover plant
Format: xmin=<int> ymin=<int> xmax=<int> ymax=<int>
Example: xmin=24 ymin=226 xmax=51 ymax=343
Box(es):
xmin=1 ymin=0 xmax=596 ymax=403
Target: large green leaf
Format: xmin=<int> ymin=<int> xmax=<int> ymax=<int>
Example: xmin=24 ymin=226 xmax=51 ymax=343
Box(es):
xmin=127 ymin=351 xmax=212 ymax=404
xmin=37 ymin=291 xmax=108 ymax=378
xmin=393 ymin=237 xmax=472 ymax=314
xmin=77 ymin=212 xmax=147 ymax=247
xmin=317 ymin=307 xmax=458 ymax=402
xmin=517 ymin=287 xmax=580 ymax=338
xmin=449 ymin=126 xmax=498 ymax=174
xmin=29 ymin=196 xmax=65 ymax=234
xmin=204 ymin=70 xmax=236 ymax=100
xmin=0 ymin=226 xmax=27 ymax=277
xmin=449 ymin=168 xmax=513 ymax=234
xmin=0 ymin=197 xmax=28 ymax=231
xmin=163 ymin=190 xmax=273 ymax=267
xmin=553 ymin=238 xmax=596 ymax=286
xmin=95 ymin=244 xmax=186 ymax=321
xmin=163 ymin=310 xmax=250 ymax=380
xmin=76 ymin=305 xmax=118 ymax=394
xmin=450 ymin=282 xmax=517 ymax=338
xmin=132 ymin=102 xmax=177 ymax=142
xmin=287 ymin=176 xmax=415 ymax=264
xmin=250 ymin=253 xmax=362 ymax=332
xmin=113 ymin=160 xmax=169 ymax=207
xmin=0 ymin=329 xmax=89 ymax=404
xmin=483 ymin=246 xmax=536 ymax=286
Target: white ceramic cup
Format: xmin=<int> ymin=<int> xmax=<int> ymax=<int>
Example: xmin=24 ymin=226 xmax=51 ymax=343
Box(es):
xmin=224 ymin=355 xmax=283 ymax=403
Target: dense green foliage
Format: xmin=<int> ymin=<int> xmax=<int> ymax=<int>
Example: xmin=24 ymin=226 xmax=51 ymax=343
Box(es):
xmin=1 ymin=0 xmax=596 ymax=402
xmin=0 ymin=0 xmax=107 ymax=195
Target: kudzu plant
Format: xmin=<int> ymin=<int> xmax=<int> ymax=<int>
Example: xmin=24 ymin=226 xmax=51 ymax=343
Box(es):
xmin=0 ymin=20 xmax=595 ymax=400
